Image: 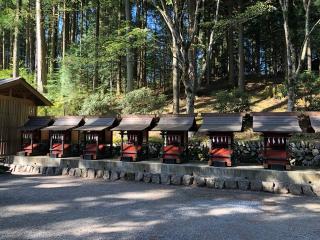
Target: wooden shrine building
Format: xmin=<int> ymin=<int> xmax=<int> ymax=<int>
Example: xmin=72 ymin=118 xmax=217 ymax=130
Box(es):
xmin=75 ymin=116 xmax=118 ymax=160
xmin=252 ymin=112 xmax=302 ymax=170
xmin=0 ymin=77 xmax=52 ymax=156
xmin=111 ymin=115 xmax=156 ymax=162
xmin=198 ymin=113 xmax=243 ymax=167
xmin=18 ymin=116 xmax=54 ymax=156
xmin=152 ymin=114 xmax=197 ymax=164
xmin=42 ymin=116 xmax=84 ymax=158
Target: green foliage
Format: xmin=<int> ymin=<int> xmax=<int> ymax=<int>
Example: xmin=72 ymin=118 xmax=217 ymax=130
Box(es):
xmin=296 ymin=71 xmax=320 ymax=110
xmin=215 ymin=89 xmax=250 ymax=113
xmin=120 ymin=87 xmax=166 ymax=114
xmin=79 ymin=92 xmax=119 ymax=115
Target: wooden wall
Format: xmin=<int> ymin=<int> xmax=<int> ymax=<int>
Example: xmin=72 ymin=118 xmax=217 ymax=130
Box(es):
xmin=0 ymin=95 xmax=36 ymax=155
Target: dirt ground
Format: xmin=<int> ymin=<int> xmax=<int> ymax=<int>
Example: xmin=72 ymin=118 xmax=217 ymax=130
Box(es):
xmin=1 ymin=173 xmax=320 ymax=240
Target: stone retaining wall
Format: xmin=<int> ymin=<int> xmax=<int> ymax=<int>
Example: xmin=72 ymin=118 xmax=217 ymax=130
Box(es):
xmin=5 ymin=163 xmax=320 ymax=198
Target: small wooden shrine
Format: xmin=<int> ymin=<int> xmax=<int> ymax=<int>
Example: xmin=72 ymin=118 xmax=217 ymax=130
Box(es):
xmin=152 ymin=114 xmax=197 ymax=164
xmin=252 ymin=112 xmax=302 ymax=170
xmin=18 ymin=116 xmax=54 ymax=156
xmin=42 ymin=116 xmax=84 ymax=158
xmin=198 ymin=113 xmax=244 ymax=167
xmin=111 ymin=115 xmax=156 ymax=162
xmin=75 ymin=116 xmax=118 ymax=159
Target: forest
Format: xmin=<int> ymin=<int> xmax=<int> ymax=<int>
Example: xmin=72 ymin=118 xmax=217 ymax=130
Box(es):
xmin=0 ymin=0 xmax=320 ymax=116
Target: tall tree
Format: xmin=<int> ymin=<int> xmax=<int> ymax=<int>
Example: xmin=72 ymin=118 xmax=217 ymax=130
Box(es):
xmin=125 ymin=0 xmax=134 ymax=92
xmin=35 ymin=0 xmax=47 ymax=93
xmin=238 ymin=0 xmax=245 ymax=92
xmin=153 ymin=0 xmax=201 ymax=114
xmin=12 ymin=0 xmax=22 ymax=78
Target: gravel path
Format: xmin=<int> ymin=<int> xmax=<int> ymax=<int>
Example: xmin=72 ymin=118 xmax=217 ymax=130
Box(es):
xmin=0 ymin=173 xmax=320 ymax=240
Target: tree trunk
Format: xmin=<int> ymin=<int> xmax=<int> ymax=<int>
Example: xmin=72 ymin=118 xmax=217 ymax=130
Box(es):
xmin=279 ymin=0 xmax=295 ymax=111
xmin=302 ymin=0 xmax=312 ymax=71
xmin=93 ymin=0 xmax=100 ymax=90
xmin=227 ymin=27 xmax=234 ymax=86
xmin=62 ymin=0 xmax=70 ymax=59
xmin=238 ymin=21 xmax=245 ymax=92
xmin=50 ymin=4 xmax=58 ymax=75
xmin=2 ymin=31 xmax=5 ymax=70
xmin=36 ymin=0 xmax=47 ymax=93
xmin=12 ymin=0 xmax=21 ymax=78
xmin=125 ymin=0 xmax=134 ymax=92
xmin=172 ymin=40 xmax=180 ymax=114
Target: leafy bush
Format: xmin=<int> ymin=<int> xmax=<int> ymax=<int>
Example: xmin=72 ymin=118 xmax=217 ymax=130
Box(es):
xmin=215 ymin=89 xmax=250 ymax=113
xmin=120 ymin=87 xmax=166 ymax=114
xmin=79 ymin=92 xmax=119 ymax=115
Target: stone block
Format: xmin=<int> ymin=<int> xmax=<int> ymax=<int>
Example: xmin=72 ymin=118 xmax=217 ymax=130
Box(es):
xmin=40 ymin=167 xmax=47 ymax=175
xmin=81 ymin=168 xmax=88 ymax=178
xmin=311 ymin=185 xmax=320 ymax=197
xmin=46 ymin=167 xmax=54 ymax=176
xmin=74 ymin=168 xmax=82 ymax=177
xmin=182 ymin=175 xmax=194 ymax=186
xmin=103 ymin=170 xmax=110 ymax=180
xmin=250 ymin=180 xmax=262 ymax=191
xmin=262 ymin=181 xmax=274 ymax=193
xmin=143 ymin=173 xmax=152 ymax=183
xmin=151 ymin=174 xmax=161 ymax=184
xmin=68 ymin=168 xmax=76 ymax=177
xmin=214 ymin=178 xmax=225 ymax=189
xmin=225 ymin=179 xmax=238 ymax=189
xmin=302 ymin=184 xmax=315 ymax=196
xmin=135 ymin=172 xmax=144 ymax=182
xmin=206 ymin=178 xmax=215 ymax=188
xmin=110 ymin=171 xmax=120 ymax=181
xmin=54 ymin=167 xmax=62 ymax=175
xmin=33 ymin=166 xmax=40 ymax=174
xmin=274 ymin=182 xmax=289 ymax=194
xmin=87 ymin=168 xmax=96 ymax=179
xmin=62 ymin=168 xmax=69 ymax=176
xmin=171 ymin=175 xmax=182 ymax=185
xmin=289 ymin=184 xmax=302 ymax=195
xmin=9 ymin=164 xmax=16 ymax=172
xmin=126 ymin=172 xmax=135 ymax=181
xmin=120 ymin=171 xmax=127 ymax=180
xmin=238 ymin=180 xmax=250 ymax=191
xmin=194 ymin=176 xmax=206 ymax=187
xmin=96 ymin=170 xmax=104 ymax=178
xmin=161 ymin=174 xmax=171 ymax=185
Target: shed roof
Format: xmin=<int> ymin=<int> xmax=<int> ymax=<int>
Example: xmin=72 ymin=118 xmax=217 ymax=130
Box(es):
xmin=198 ymin=113 xmax=243 ymax=133
xmin=111 ymin=115 xmax=155 ymax=131
xmin=252 ymin=112 xmax=302 ymax=133
xmin=0 ymin=77 xmax=52 ymax=106
xmin=305 ymin=112 xmax=320 ymax=133
xmin=19 ymin=116 xmax=53 ymax=131
xmin=152 ymin=114 xmax=197 ymax=131
xmin=42 ymin=116 xmax=83 ymax=131
xmin=75 ymin=116 xmax=117 ymax=131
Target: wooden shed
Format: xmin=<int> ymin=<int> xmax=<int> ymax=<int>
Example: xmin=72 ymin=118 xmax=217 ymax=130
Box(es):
xmin=152 ymin=114 xmax=197 ymax=164
xmin=198 ymin=113 xmax=244 ymax=167
xmin=252 ymin=112 xmax=302 ymax=170
xmin=0 ymin=77 xmax=52 ymax=156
